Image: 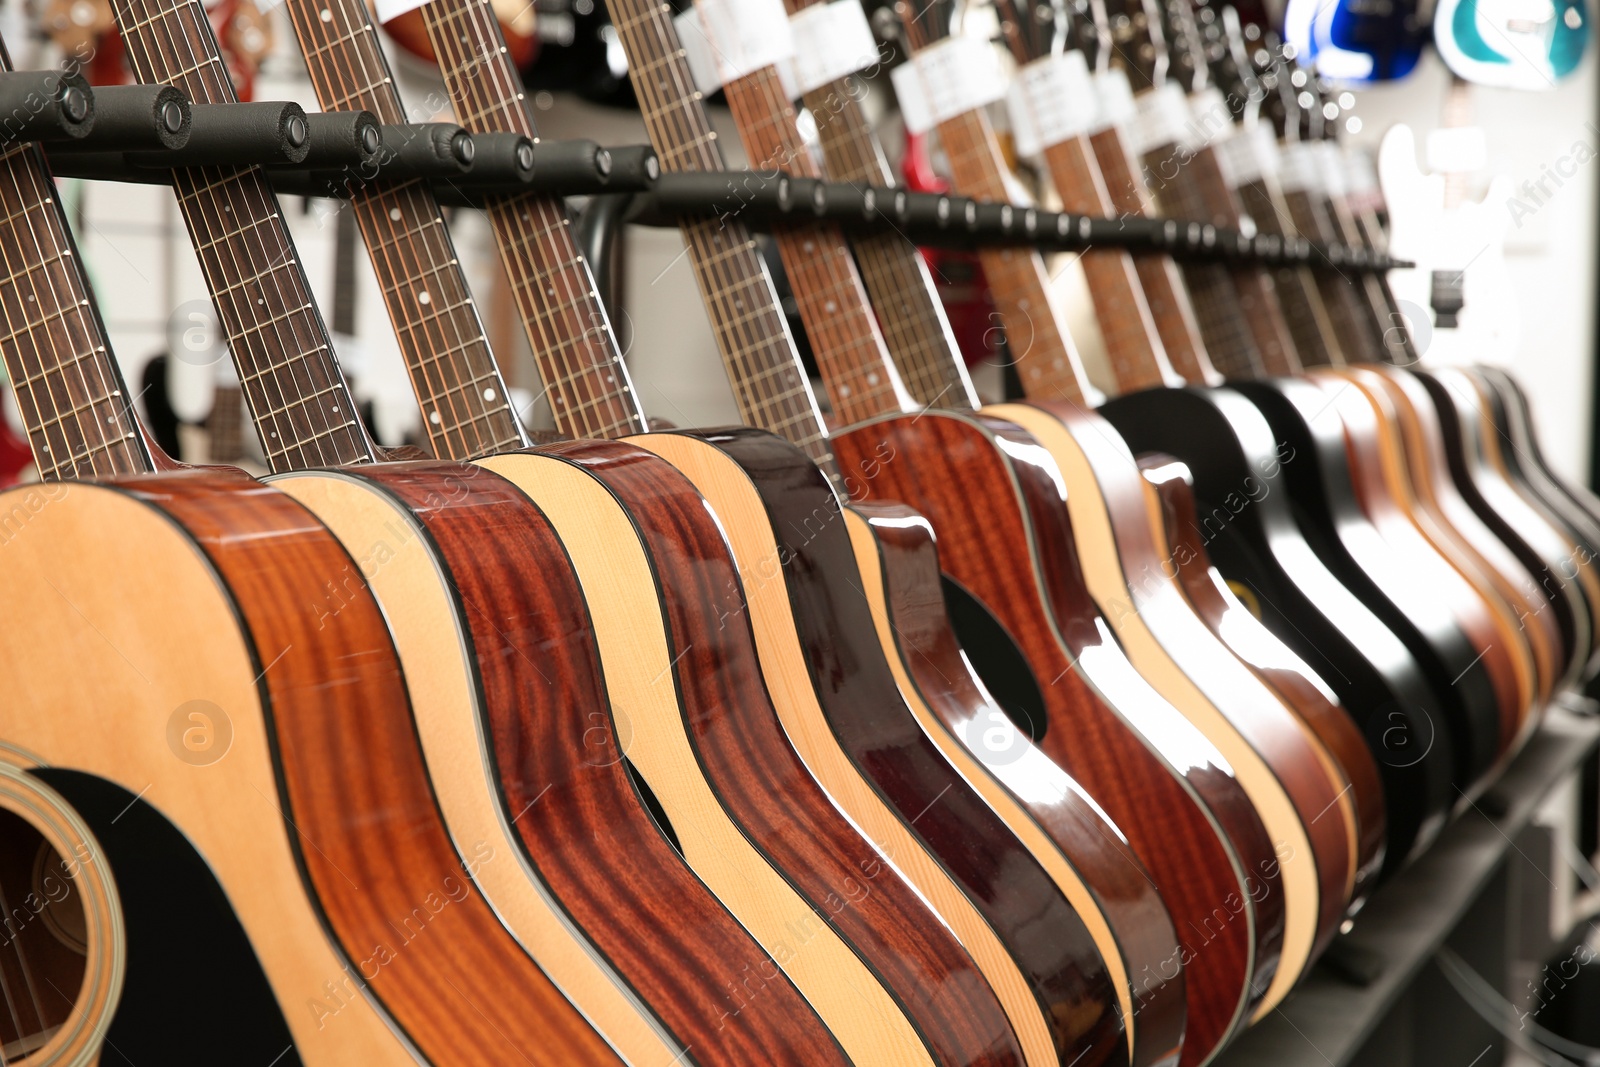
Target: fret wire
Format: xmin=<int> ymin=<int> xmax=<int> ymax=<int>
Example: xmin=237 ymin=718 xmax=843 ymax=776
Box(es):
xmin=115 ymin=0 xmax=376 ymax=469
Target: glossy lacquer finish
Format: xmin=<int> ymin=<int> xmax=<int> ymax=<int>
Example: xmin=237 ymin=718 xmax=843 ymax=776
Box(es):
xmin=832 ymin=412 xmax=1279 ymax=1066
xmin=121 ymin=470 xmax=623 ymax=1064
xmin=1416 ymin=370 xmax=1589 ymax=679
xmin=1101 ymin=387 xmax=1455 ymax=875
xmin=679 ymin=427 xmax=1129 ymax=1067
xmin=1227 ymin=379 xmax=1503 ymax=791
xmin=851 ymin=500 xmax=1189 ymax=1067
xmin=333 ymin=460 xmax=851 ymax=1066
xmin=528 ymin=439 xmax=1028 ymax=1067
xmin=1138 ymin=455 xmax=1388 ymax=906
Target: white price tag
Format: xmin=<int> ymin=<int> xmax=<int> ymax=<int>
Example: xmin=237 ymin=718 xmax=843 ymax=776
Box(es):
xmin=787 ymin=0 xmax=881 ymax=97
xmin=675 ymin=0 xmax=795 ymax=93
xmin=1092 ymin=69 xmax=1136 ymax=131
xmin=1006 ymin=50 xmax=1098 ymax=158
xmin=1182 ymin=86 xmax=1234 ymax=151
xmin=1214 ymin=124 xmax=1279 ymax=189
xmin=890 ymin=35 xmax=1008 ymax=135
xmin=1276 ymin=141 xmax=1324 ymax=194
xmin=1131 ymin=82 xmax=1191 ymax=153
xmin=373 ymin=0 xmax=427 ymax=22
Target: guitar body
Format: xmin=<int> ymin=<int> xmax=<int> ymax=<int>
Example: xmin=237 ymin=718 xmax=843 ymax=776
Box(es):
xmin=1433 ymin=0 xmax=1588 ymax=88
xmin=1305 ymin=376 xmax=1527 ymax=755
xmin=986 ymin=402 xmax=1345 ymax=1006
xmin=272 ymin=457 xmax=872 ymax=1067
xmin=1227 ymin=378 xmax=1504 ymax=789
xmin=1101 ymin=387 xmax=1455 ymax=873
xmin=1342 ymin=367 xmax=1564 ymax=712
xmin=635 ymin=428 xmax=1131 ymax=1067
xmin=1415 ymin=368 xmax=1593 ymax=683
xmin=480 ymin=441 xmax=1036 ymax=1067
xmin=841 ymin=501 xmax=1187 ymax=1067
xmin=827 ymin=411 xmax=1277 ymax=1066
xmin=0 ymin=469 xmax=623 ymax=1064
xmin=1137 ymin=455 xmax=1388 ymax=907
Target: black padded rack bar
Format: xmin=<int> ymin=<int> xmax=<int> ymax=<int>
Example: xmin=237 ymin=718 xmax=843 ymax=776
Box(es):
xmin=34 ymin=88 xmax=1410 ymax=272
xmin=0 ymin=68 xmax=94 ymax=144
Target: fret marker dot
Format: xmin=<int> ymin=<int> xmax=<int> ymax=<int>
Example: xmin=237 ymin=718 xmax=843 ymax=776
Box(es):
xmin=803 ymin=241 xmax=815 ymax=253
xmin=418 ymin=291 xmax=431 ymax=304
xmin=390 ymin=208 xmax=401 ymax=221
xmin=825 ymin=301 xmax=836 ymax=312
xmin=484 ymin=388 xmax=496 ymax=401
xmin=319 ymin=8 xmax=332 ymax=19
xmin=839 ymin=384 xmax=851 ymax=397
xmin=429 ymin=411 xmax=441 ymax=425
xmin=867 ymin=372 xmax=879 ymax=385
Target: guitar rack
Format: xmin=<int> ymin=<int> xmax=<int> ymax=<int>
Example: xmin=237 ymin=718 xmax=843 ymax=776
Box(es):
xmin=16 ymin=72 xmax=1413 ymax=270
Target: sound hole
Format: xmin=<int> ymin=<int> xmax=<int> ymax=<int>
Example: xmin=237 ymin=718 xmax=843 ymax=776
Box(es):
xmin=940 ymin=575 xmax=1049 ymax=743
xmin=0 ymin=808 xmax=87 ymax=1060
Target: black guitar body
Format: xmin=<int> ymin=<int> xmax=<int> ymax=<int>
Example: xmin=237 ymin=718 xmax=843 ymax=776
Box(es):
xmin=1415 ymin=369 xmax=1591 ymax=678
xmin=1101 ymin=385 xmax=1454 ymax=873
xmin=1227 ymin=378 xmax=1503 ymax=790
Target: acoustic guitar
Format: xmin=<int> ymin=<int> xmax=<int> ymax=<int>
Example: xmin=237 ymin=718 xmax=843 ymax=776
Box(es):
xmin=122 ymin=0 xmax=922 ymax=1062
xmin=281 ymin=0 xmax=1037 ymax=1062
xmin=657 ymin=3 xmax=1315 ymax=1064
xmin=416 ymin=1 xmax=1144 ymax=1063
xmin=0 ymin=30 xmax=502 ymax=1062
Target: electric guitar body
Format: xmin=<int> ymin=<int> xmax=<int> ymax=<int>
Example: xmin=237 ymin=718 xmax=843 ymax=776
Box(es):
xmin=271 ymin=457 xmax=868 ymax=1067
xmin=826 ymin=410 xmax=1280 ymax=1066
xmin=1137 ymin=454 xmax=1387 ymax=905
xmin=635 ymin=427 xmax=1134 ymax=1067
xmin=0 ymin=469 xmax=631 ymax=1065
xmin=1101 ymin=386 xmax=1455 ymax=874
xmin=1225 ymin=378 xmax=1504 ymax=790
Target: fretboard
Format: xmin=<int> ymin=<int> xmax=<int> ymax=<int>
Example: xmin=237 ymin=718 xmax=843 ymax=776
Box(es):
xmin=604 ymin=0 xmax=834 ymax=471
xmin=786 ymin=2 xmax=978 ymax=411
xmin=1288 ymin=184 xmax=1392 ymax=363
xmin=935 ymin=109 xmax=1098 ymax=406
xmin=1087 ymin=124 xmax=1221 ymax=385
xmin=0 ymin=138 xmax=152 ymax=479
xmin=284 ymin=0 xmax=524 ymax=459
xmin=1038 ymin=133 xmax=1180 ymax=393
xmin=422 ymin=0 xmax=647 ymax=441
xmin=112 ymin=0 xmax=374 ymax=470
xmin=1234 ymin=179 xmax=1342 ymax=367
xmin=721 ymin=65 xmax=913 ymax=428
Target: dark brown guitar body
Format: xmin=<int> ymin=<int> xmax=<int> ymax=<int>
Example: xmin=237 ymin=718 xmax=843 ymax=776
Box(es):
xmin=317 ymin=460 xmax=852 ymax=1066
xmin=120 ymin=469 xmax=632 ymax=1065
xmin=832 ymin=411 xmax=1282 ymax=1066
xmin=661 ymin=427 xmax=1135 ymax=1067
xmin=1139 ymin=455 xmax=1388 ymax=905
xmin=526 ymin=439 xmax=1029 ymax=1067
xmin=852 ymin=500 xmax=1188 ymax=1067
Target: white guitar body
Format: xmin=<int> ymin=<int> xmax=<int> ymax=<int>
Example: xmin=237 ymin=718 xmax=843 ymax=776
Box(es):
xmin=1378 ymin=122 xmax=1521 ymax=368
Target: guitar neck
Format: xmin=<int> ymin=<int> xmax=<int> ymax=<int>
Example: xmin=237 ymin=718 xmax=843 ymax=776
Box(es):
xmin=604 ymin=0 xmax=835 ymax=472
xmin=1087 ymin=122 xmax=1221 ymax=385
xmin=112 ymin=0 xmax=376 ymax=470
xmin=720 ymin=65 xmax=914 ymax=428
xmin=929 ymin=107 xmax=1099 ymax=406
xmin=1037 ymin=132 xmax=1181 ymax=392
xmin=282 ymin=0 xmax=525 ymax=460
xmin=1141 ymin=136 xmax=1293 ymax=376
xmin=781 ymin=0 xmax=979 ymax=412
xmin=1278 ymin=182 xmax=1389 ymax=363
xmin=0 ymin=138 xmax=154 ymax=478
xmin=1233 ymin=178 xmax=1344 ymax=367
xmin=422 ymin=0 xmax=648 ymax=442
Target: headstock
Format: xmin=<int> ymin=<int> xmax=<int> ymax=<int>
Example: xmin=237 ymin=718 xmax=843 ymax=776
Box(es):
xmin=1100 ymin=0 xmax=1169 ymax=88
xmin=995 ymin=0 xmax=1108 ymax=67
xmin=1155 ymin=0 xmax=1210 ymax=91
xmin=1208 ymin=5 xmax=1264 ymax=124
